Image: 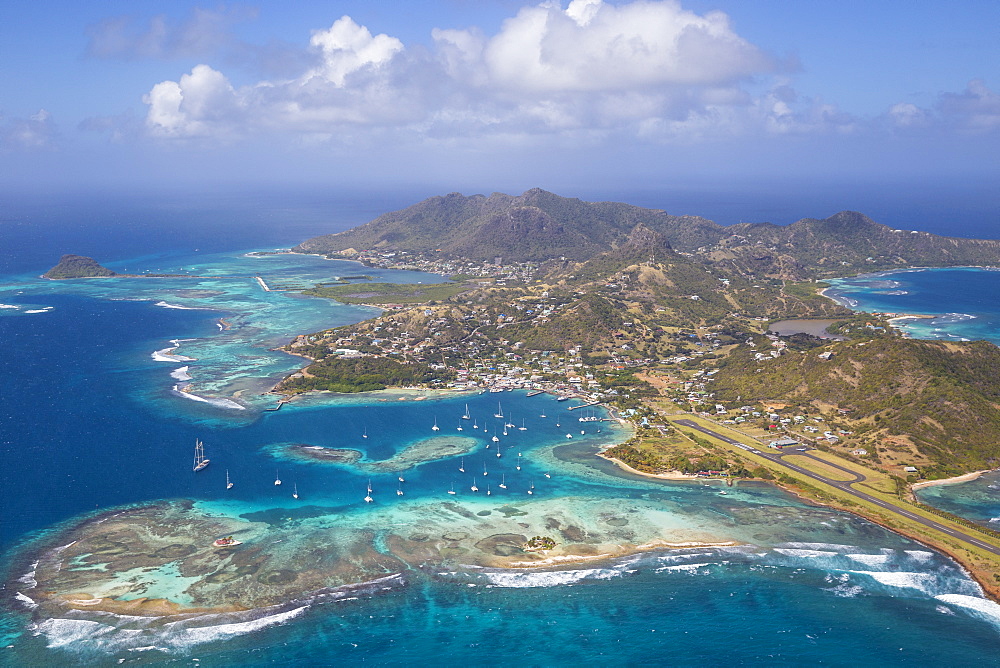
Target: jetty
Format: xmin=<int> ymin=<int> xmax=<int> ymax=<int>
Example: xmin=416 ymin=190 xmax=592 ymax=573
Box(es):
xmin=526 ymin=390 xmax=544 ymax=397
xmin=255 ymin=276 xmax=271 ymax=292
xmin=567 ymin=402 xmax=602 ymax=411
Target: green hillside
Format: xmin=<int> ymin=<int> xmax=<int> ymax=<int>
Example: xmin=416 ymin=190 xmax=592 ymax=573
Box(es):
xmin=710 ymin=338 xmax=1000 ymax=472
xmin=43 ymin=254 xmax=116 ymax=279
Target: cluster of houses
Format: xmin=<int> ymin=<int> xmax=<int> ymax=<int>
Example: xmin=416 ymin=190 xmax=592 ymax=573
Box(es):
xmin=338 ymin=249 xmax=540 ymax=283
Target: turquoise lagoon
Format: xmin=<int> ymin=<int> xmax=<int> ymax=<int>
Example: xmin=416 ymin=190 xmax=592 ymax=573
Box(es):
xmin=2 ymin=227 xmax=1000 ymax=663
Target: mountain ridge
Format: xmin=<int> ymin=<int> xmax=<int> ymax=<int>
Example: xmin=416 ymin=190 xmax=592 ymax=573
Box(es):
xmin=296 ymin=190 xmax=1000 ymax=279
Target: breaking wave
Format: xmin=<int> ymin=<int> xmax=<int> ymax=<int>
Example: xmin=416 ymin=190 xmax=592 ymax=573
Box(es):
xmin=170 ymin=385 xmax=245 ymax=410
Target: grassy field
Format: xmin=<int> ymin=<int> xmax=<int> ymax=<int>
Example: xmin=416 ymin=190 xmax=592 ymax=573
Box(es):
xmin=782 ymin=454 xmax=859 ymax=482
xmin=304 ymin=281 xmax=470 ymax=304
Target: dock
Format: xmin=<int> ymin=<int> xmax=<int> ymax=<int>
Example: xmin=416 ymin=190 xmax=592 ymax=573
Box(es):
xmin=526 ymin=390 xmax=545 ymax=397
xmin=255 ymin=276 xmax=271 ymax=292
xmin=567 ymin=401 xmax=601 ymax=411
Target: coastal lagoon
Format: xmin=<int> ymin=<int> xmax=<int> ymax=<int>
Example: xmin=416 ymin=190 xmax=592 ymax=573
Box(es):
xmin=2 ymin=199 xmax=1000 ymax=665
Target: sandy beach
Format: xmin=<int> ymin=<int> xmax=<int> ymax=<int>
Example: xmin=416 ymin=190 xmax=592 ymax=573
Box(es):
xmin=911 ymin=469 xmax=994 ymax=490
xmin=598 ymin=453 xmax=707 ymax=481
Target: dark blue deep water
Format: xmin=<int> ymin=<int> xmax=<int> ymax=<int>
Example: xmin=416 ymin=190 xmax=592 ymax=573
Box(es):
xmin=2 ymin=196 xmax=999 ymax=665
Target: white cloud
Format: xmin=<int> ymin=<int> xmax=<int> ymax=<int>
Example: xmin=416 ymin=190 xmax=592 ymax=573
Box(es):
xmin=306 ymin=16 xmax=404 ymax=86
xmin=86 ymin=7 xmax=255 ymax=60
xmin=143 ymin=65 xmax=241 ymax=137
xmin=886 ymin=80 xmax=1000 ymax=134
xmin=938 ymin=79 xmax=1000 ymax=132
xmin=481 ymin=0 xmax=772 ymax=93
xmin=137 ymin=1 xmax=863 ymax=144
xmin=1 ymin=109 xmax=57 ymax=150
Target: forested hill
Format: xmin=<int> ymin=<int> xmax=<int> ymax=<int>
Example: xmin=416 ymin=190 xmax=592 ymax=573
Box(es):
xmin=709 ymin=338 xmax=1000 ymax=474
xmin=719 ymin=211 xmax=1000 ymax=278
xmin=294 ymin=188 xmax=722 ymax=262
xmin=43 ymin=254 xmax=116 ymax=279
xmin=296 ymin=190 xmax=1000 ymax=278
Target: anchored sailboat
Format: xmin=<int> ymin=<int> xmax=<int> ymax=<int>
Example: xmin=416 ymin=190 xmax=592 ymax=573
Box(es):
xmin=448 ymin=482 xmax=457 ymax=495
xmin=471 ymin=477 xmax=479 ymax=492
xmin=226 ymin=469 xmax=233 ymax=489
xmin=462 ymin=404 xmax=471 ymax=420
xmin=499 ymin=474 xmax=507 ymax=489
xmin=292 ymin=483 xmax=299 ymax=499
xmin=274 ymin=470 xmax=282 ymax=485
xmin=494 ymin=402 xmax=503 ymax=419
xmin=364 ymin=479 xmax=373 ymax=503
xmin=193 ymin=439 xmax=210 ymax=472
xmin=432 ymin=417 xmax=440 ymax=431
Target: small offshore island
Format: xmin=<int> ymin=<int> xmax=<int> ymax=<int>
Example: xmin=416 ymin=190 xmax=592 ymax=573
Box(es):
xmin=13 ymin=188 xmax=1000 ymax=633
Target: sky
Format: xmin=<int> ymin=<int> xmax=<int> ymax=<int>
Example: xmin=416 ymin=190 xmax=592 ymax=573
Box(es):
xmin=2 ymin=0 xmax=998 ymax=226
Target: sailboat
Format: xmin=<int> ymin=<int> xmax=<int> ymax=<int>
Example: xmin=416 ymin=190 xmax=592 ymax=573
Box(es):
xmin=459 ymin=457 xmax=465 ymax=473
xmin=292 ymin=483 xmax=299 ymax=499
xmin=362 ymin=426 xmax=368 ymax=439
xmin=226 ymin=470 xmax=233 ymax=489
xmin=496 ymin=447 xmax=502 ymax=458
xmin=544 ymin=472 xmax=551 ymax=479
xmin=432 ymin=417 xmax=440 ymax=431
xmin=398 ymin=475 xmax=405 ymax=483
xmin=364 ymin=479 xmax=373 ymax=503
xmin=482 ymin=463 xmax=488 ymax=476
xmin=486 ymin=484 xmax=491 ymax=496
xmin=457 ymin=422 xmax=463 ymax=432
xmin=528 ymin=481 xmax=534 ymax=495
xmin=494 ymin=402 xmax=504 ymax=419
xmin=502 ymin=424 xmax=508 ymax=436
xmin=192 ymin=439 xmax=210 ymax=472
xmin=516 ymin=454 xmax=521 ymax=471
xmin=499 ymin=474 xmax=507 ymax=489
xmin=274 ymin=470 xmax=282 ymax=485
xmin=471 ymin=477 xmax=479 ymax=492
xmin=448 ymin=482 xmax=457 ymax=495
xmin=397 ymin=481 xmax=404 ymax=496
xmin=462 ymin=404 xmax=471 ymax=420
xmin=519 ymin=419 xmax=527 ymax=431
xmin=473 ymin=419 xmax=479 ymax=429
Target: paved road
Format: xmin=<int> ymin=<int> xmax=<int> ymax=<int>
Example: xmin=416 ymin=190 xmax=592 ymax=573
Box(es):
xmin=675 ymin=418 xmax=1000 ymax=558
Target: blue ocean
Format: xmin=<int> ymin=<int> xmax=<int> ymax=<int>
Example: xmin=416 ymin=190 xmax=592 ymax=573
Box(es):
xmin=825 ymin=267 xmax=1000 ymax=345
xmin=2 ymin=194 xmax=1000 ymax=666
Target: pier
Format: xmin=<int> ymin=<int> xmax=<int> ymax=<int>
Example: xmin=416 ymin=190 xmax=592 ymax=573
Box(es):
xmin=566 ymin=401 xmax=601 ymax=411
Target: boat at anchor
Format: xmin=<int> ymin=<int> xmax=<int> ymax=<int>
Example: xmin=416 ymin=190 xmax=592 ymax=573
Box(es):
xmin=193 ymin=439 xmax=210 ymax=472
